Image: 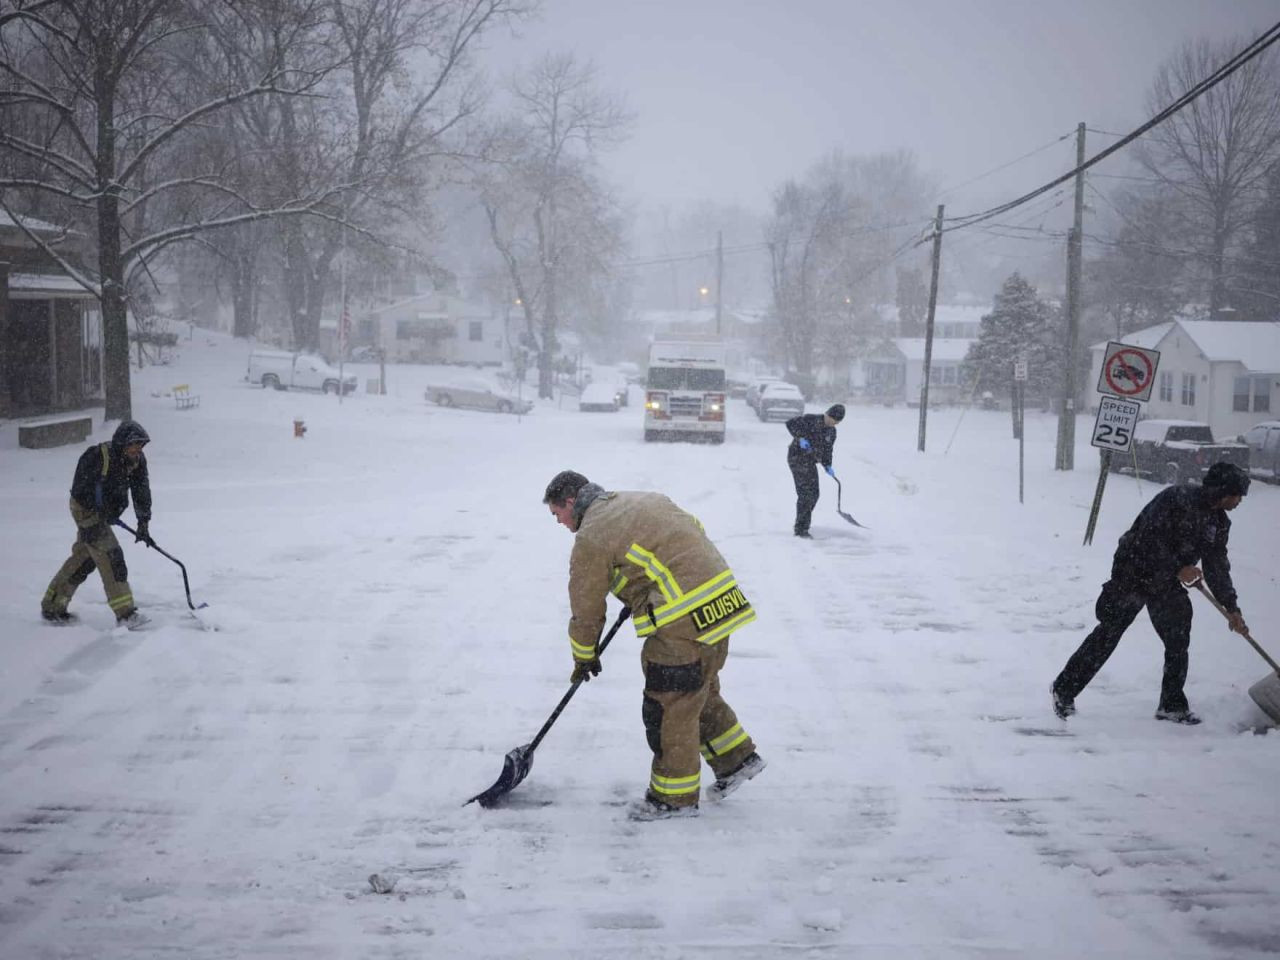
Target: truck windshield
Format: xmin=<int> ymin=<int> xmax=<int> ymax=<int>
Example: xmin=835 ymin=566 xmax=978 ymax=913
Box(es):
xmin=1166 ymin=426 xmax=1214 ymax=442
xmin=647 ymin=367 xmax=726 ymax=390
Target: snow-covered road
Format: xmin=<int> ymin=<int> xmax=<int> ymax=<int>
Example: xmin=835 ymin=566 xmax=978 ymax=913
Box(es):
xmin=2 ymin=330 xmax=1278 ymax=958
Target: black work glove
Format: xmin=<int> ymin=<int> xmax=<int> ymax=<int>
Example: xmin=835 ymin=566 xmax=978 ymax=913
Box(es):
xmin=570 ymin=655 xmax=602 ymax=684
xmin=134 ymin=520 xmax=154 ymax=547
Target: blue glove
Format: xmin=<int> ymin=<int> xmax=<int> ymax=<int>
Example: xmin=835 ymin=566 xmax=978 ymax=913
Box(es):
xmin=824 ymin=465 xmax=835 ymax=477
xmin=797 ymin=438 xmax=811 ymax=451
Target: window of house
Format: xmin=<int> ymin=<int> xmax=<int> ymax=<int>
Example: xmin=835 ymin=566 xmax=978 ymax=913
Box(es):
xmin=1234 ymin=376 xmax=1251 ymax=411
xmin=468 ymin=321 xmax=483 ymax=342
xmin=1159 ymin=371 xmax=1173 ymax=402
xmin=1180 ymin=372 xmax=1195 ymax=406
xmin=1253 ymin=375 xmax=1271 ymax=412
xmin=1234 ymin=374 xmax=1272 ymax=412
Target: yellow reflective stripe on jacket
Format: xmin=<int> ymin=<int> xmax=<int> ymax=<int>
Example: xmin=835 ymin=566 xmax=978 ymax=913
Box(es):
xmin=100 ymin=443 xmax=110 ymax=476
xmin=698 ymin=606 xmax=757 ymax=646
xmin=650 ymin=771 xmax=700 ymax=797
xmin=609 ymin=567 xmax=628 ymax=597
xmin=649 ymin=569 xmax=735 ymax=629
xmin=702 ymin=722 xmax=748 ymax=759
xmin=624 ymin=544 xmax=679 ymax=603
xmin=570 ymin=636 xmax=597 ymax=661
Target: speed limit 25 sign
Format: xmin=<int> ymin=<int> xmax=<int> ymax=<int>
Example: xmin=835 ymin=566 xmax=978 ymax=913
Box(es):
xmin=1097 ymin=341 xmax=1161 ymax=402
xmin=1091 ymin=396 xmax=1142 ymax=453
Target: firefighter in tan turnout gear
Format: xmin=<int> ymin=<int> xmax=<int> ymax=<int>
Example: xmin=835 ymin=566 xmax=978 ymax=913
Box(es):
xmin=41 ymin=420 xmax=155 ymax=629
xmin=543 ymin=470 xmax=766 ymax=820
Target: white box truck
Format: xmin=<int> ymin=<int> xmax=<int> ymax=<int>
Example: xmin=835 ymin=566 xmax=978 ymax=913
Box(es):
xmin=247 ymin=350 xmax=357 ymax=395
xmin=643 ymin=338 xmax=727 ymax=443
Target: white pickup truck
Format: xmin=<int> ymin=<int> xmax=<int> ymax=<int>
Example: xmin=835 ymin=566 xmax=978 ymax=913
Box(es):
xmin=247 ymin=350 xmax=357 ymax=395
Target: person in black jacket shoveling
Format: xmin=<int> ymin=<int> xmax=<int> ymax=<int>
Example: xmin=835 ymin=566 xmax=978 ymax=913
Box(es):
xmin=785 ymin=404 xmax=844 ymax=538
xmin=1051 ymin=461 xmax=1251 ymax=725
xmin=41 ymin=420 xmax=155 ymax=629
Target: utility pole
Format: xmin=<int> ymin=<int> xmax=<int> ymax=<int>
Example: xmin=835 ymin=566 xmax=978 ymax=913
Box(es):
xmin=917 ymin=204 xmax=945 ymax=452
xmin=715 ymin=230 xmax=724 ymax=336
xmin=1056 ymin=122 xmax=1086 ymax=470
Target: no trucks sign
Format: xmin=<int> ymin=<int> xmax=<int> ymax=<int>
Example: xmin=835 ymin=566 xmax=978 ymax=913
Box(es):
xmin=1097 ymin=341 xmax=1160 ymax=402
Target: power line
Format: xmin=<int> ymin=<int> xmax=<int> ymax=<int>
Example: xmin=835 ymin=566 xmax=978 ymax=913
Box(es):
xmin=936 ymin=20 xmax=1280 ymax=237
xmin=936 ymin=129 xmax=1075 ymax=201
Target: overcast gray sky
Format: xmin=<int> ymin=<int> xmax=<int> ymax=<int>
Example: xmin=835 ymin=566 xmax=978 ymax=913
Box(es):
xmin=484 ymin=1 xmax=1280 ymax=216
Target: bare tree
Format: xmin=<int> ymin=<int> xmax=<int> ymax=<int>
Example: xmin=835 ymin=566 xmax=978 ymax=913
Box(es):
xmin=248 ymin=0 xmax=530 ymax=353
xmin=0 ymin=0 xmax=339 ymax=419
xmin=765 ymin=151 xmax=932 ymax=384
xmin=1138 ymin=37 xmax=1280 ymax=318
xmin=1085 ymin=184 xmax=1190 ymax=337
xmin=478 ymin=53 xmax=631 ymax=398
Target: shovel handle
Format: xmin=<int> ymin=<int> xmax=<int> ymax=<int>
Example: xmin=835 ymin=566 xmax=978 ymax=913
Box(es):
xmin=1193 ymin=581 xmax=1280 ymax=674
xmin=525 ymin=605 xmax=631 ymax=756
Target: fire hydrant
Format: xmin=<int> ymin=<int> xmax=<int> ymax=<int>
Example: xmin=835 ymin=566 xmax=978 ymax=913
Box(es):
xmin=293 ymin=418 xmax=307 ymax=438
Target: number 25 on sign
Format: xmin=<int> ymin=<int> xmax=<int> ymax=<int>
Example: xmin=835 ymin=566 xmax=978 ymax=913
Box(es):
xmin=1091 ymin=396 xmax=1141 ymax=453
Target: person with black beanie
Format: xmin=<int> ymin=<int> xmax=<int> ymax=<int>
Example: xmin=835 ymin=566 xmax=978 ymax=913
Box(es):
xmin=784 ymin=404 xmax=845 ymax=538
xmin=1051 ymin=461 xmax=1251 ymax=725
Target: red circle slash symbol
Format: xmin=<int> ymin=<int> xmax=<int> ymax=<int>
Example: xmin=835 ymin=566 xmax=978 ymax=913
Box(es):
xmin=1104 ymin=349 xmax=1153 ymax=396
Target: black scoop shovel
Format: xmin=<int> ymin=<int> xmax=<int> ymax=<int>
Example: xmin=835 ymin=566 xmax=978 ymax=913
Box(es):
xmin=466 ymin=606 xmax=630 ymax=808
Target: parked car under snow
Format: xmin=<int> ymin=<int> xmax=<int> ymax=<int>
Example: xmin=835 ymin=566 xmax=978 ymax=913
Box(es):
xmin=579 ymin=382 xmax=620 ymax=412
xmin=756 ymin=382 xmax=806 ymax=422
xmin=424 ymin=378 xmax=532 ymax=415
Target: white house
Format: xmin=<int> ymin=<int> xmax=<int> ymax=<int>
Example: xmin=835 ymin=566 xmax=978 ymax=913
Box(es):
xmin=362 ymin=293 xmax=506 ymax=365
xmin=1087 ymin=320 xmax=1280 ymax=440
xmin=820 ymin=303 xmax=986 ymax=401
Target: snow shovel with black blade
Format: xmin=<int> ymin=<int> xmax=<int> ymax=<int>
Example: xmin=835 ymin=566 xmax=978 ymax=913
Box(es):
xmin=830 ymin=472 xmax=867 ymax=528
xmin=115 ymin=520 xmax=208 ymax=610
xmin=1192 ymin=581 xmax=1280 ymax=724
xmin=466 ymin=605 xmax=631 ymax=808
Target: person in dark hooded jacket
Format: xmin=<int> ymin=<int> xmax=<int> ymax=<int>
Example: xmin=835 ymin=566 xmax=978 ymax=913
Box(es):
xmin=42 ymin=420 xmax=154 ymax=628
xmin=1051 ymin=461 xmax=1251 ymax=725
xmin=785 ymin=404 xmax=844 ymax=538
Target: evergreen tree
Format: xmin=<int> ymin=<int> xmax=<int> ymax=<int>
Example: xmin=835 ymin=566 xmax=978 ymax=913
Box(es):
xmin=963 ymin=273 xmax=1059 ymax=423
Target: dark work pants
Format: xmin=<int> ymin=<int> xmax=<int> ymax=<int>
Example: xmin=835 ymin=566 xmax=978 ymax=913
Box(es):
xmin=1053 ymin=579 xmax=1193 ymax=713
xmin=788 ymin=457 xmax=819 ymax=534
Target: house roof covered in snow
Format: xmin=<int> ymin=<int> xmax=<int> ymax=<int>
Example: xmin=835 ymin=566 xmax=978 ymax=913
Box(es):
xmin=7 ymin=272 xmax=98 ymax=298
xmin=1089 ymin=322 xmax=1175 ymax=352
xmin=896 ymin=338 xmax=973 ymax=363
xmin=363 ymin=292 xmax=491 ymax=320
xmin=1092 ymin=320 xmax=1280 ymax=373
xmin=0 ymin=210 xmax=62 ymax=234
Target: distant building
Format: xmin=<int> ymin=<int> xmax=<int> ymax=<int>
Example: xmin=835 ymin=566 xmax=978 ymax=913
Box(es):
xmin=0 ymin=212 xmax=102 ymax=419
xmin=1087 ymin=320 xmax=1280 ymax=439
xmin=817 ymin=304 xmax=985 ymax=403
xmin=354 ymin=293 xmax=507 ymax=365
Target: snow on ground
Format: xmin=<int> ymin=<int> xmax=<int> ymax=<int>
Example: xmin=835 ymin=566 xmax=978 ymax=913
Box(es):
xmin=2 ymin=328 xmax=1278 ymax=959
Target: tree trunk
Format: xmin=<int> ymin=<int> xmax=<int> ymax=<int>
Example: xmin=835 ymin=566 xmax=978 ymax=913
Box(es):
xmin=96 ymin=72 xmax=131 ymax=421
xmin=1209 ymin=206 xmax=1228 ymax=318
xmin=231 ymin=251 xmax=257 ymax=338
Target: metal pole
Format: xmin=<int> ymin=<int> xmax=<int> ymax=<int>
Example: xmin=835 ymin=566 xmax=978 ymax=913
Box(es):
xmin=338 ymin=219 xmax=347 ymax=405
xmin=1056 ymin=122 xmax=1086 ymax=470
xmin=715 ymin=230 xmax=723 ymax=336
xmin=1083 ymin=450 xmax=1111 ymax=545
xmin=917 ymin=204 xmax=945 ymax=452
xmin=1018 ymin=380 xmax=1025 ymax=504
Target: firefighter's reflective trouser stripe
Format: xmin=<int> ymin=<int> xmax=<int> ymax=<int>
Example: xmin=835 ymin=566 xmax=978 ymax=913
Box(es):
xmin=42 ymin=499 xmax=134 ymax=619
xmin=641 ymin=637 xmax=755 ymax=809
